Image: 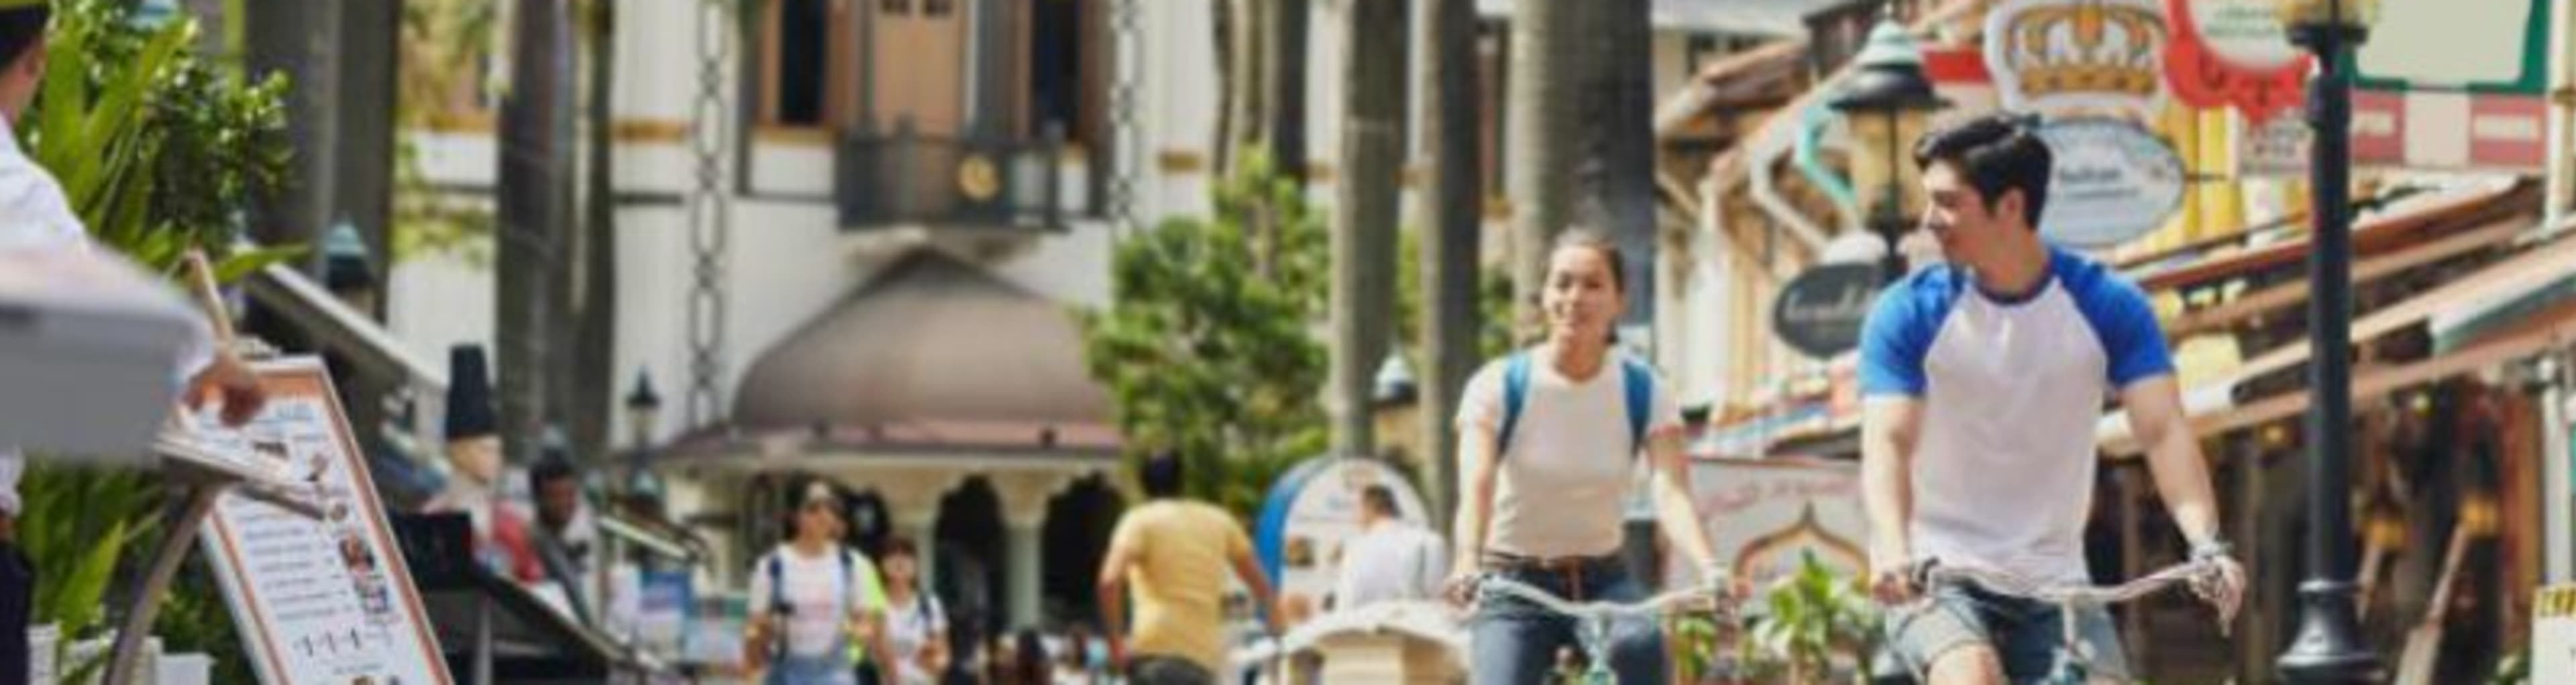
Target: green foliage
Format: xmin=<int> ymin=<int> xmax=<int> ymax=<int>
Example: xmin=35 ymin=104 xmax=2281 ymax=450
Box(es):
xmin=1677 ymin=554 xmax=1882 ymax=684
xmin=1744 ymin=554 xmax=1882 ymax=684
xmin=17 ymin=466 xmax=153 ymax=643
xmin=1080 ymin=148 xmax=1330 ymax=515
xmin=28 ymin=0 xmax=297 ymax=273
xmin=1393 ymin=226 xmax=1518 ymax=364
xmin=2491 ymin=649 xmax=2529 ymax=685
xmin=391 ymin=0 xmax=498 ymax=264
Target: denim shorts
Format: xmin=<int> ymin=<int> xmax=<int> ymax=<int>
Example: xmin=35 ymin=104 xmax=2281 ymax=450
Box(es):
xmin=1880 ymin=580 xmax=2130 ymax=683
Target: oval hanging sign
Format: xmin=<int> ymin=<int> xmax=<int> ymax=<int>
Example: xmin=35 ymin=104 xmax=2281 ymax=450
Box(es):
xmin=1772 ymin=263 xmax=1884 ymax=360
xmin=2037 ymin=118 xmax=2186 ymax=248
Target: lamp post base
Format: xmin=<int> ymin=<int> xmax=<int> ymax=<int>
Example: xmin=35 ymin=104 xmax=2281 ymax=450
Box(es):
xmin=2277 ymin=580 xmax=2381 ymax=684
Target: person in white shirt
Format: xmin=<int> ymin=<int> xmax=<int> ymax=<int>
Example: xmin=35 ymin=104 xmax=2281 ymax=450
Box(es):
xmin=0 ymin=1 xmax=266 ymax=680
xmin=746 ymin=480 xmax=895 ymax=684
xmin=1859 ymin=113 xmax=2245 ymax=684
xmin=875 ymin=536 xmax=949 ymax=685
xmin=1444 ymin=229 xmax=1726 ymax=684
xmin=1328 ymin=484 xmax=1443 ymax=611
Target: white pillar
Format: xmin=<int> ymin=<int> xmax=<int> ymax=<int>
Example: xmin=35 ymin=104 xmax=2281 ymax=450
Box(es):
xmin=1006 ymin=521 xmax=1044 ymax=630
xmin=992 ymin=472 xmax=1071 ymax=631
xmin=2546 ymin=0 xmax=2575 ymax=231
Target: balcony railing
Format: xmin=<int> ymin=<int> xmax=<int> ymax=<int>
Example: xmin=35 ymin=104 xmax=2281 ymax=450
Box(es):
xmin=836 ymin=122 xmax=1078 ymax=231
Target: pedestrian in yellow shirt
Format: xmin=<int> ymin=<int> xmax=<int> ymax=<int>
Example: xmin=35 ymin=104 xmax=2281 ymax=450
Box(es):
xmin=1095 ymin=451 xmax=1276 ymax=684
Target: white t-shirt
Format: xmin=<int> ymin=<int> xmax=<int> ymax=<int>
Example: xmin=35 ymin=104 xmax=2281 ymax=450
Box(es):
xmin=747 ymin=545 xmax=888 ymax=658
xmin=1456 ymin=350 xmax=1682 ymax=558
xmin=0 ymin=111 xmax=87 ymax=517
xmin=1859 ymin=248 xmax=2175 ymax=584
xmin=883 ymin=590 xmax=947 ymax=685
xmin=1331 ymin=521 xmax=1446 ymax=609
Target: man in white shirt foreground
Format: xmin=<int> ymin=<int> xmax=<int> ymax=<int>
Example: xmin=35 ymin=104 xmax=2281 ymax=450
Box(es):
xmin=0 ymin=1 xmax=268 ymax=680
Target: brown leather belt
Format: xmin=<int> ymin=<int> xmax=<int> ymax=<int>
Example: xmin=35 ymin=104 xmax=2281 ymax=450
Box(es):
xmin=1482 ymin=551 xmax=1623 ymax=602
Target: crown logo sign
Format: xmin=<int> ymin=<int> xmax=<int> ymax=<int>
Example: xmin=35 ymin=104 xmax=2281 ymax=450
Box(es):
xmin=2000 ymin=0 xmax=2165 ymax=99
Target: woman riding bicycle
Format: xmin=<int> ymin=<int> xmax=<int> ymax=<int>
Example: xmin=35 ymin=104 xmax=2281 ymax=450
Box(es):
xmin=1446 ymin=229 xmax=1727 ymax=684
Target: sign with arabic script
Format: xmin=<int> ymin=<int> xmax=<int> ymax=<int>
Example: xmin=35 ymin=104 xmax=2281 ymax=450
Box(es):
xmin=1772 ymin=264 xmax=1883 ymax=360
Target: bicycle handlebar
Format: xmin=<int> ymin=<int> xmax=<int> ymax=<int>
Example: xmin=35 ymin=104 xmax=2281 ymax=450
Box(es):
xmin=1915 ymin=558 xmax=2216 ymax=607
xmin=1474 ymin=576 xmax=1732 ymax=621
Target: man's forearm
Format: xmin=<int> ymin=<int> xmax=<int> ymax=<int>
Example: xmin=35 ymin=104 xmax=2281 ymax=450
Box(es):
xmin=2145 ymin=419 xmax=2224 ymax=545
xmin=1860 ymin=438 xmax=1913 ymax=557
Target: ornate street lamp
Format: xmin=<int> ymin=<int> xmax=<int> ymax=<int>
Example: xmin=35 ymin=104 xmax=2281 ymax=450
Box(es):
xmin=2274 ymin=0 xmax=2381 ymax=682
xmin=623 ymin=370 xmax=663 ymax=497
xmin=1828 ymin=10 xmax=1949 ymax=282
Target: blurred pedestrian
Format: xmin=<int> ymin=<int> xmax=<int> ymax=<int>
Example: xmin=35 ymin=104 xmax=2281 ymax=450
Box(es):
xmin=1096 ymin=451 xmax=1277 ymax=685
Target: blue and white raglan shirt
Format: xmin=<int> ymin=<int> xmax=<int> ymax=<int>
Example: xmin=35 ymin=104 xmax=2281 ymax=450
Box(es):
xmin=1858 ymin=246 xmax=2174 ymax=584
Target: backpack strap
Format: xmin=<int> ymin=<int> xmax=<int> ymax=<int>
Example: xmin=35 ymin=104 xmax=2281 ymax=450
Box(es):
xmin=766 ymin=550 xmax=786 ymax=612
xmin=1621 ymin=356 xmax=1653 ymax=458
xmin=765 ymin=549 xmax=787 ymax=658
xmin=1496 ymin=352 xmax=1534 ymax=459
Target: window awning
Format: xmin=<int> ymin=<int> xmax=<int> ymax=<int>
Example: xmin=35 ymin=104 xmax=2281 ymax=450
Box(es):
xmin=2099 ymin=217 xmax=2575 ymax=456
xmin=2126 ymin=180 xmax=2532 ymax=293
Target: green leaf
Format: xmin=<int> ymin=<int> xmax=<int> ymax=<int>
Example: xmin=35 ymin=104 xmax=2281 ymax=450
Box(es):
xmin=215 ymin=244 xmax=312 ymax=282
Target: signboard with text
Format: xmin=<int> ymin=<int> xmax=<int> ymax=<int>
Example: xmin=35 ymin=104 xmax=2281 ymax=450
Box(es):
xmin=2351 ymin=0 xmax=2553 ymax=170
xmin=191 ymin=358 xmax=452 ymax=685
xmin=1666 ymin=458 xmax=1870 ymax=591
xmin=1772 ymin=264 xmax=1882 ymax=360
xmin=2037 ymin=118 xmax=2187 ymax=247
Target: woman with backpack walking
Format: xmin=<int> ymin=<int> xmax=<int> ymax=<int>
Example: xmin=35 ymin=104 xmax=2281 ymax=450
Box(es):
xmin=875 ymin=536 xmax=950 ymax=684
xmin=1444 ymin=229 xmax=1730 ymax=684
xmin=745 ymin=480 xmax=898 ymax=684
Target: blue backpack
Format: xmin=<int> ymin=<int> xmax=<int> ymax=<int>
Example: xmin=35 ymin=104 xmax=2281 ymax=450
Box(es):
xmin=1495 ymin=351 xmax=1656 ymax=460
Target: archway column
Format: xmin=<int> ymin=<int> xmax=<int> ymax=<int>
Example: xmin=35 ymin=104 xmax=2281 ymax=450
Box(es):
xmin=992 ymin=472 xmax=1075 ymax=629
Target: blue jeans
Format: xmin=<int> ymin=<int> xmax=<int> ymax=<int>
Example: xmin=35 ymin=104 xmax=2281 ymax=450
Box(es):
xmin=766 ymin=654 xmax=859 ymax=685
xmin=1470 ymin=560 xmax=1666 ymax=684
xmin=1880 ymin=582 xmax=2130 ymax=683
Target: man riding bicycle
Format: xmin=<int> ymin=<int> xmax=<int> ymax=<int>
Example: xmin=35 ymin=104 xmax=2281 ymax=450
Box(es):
xmin=1858 ymin=113 xmax=2247 ymax=684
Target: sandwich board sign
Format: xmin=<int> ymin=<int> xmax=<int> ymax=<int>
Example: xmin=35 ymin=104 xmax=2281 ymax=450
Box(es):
xmin=187 ymin=358 xmax=453 ymax=684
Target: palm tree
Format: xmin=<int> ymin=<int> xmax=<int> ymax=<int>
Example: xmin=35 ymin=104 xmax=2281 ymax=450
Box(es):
xmin=1505 ymin=0 xmax=1580 ymax=334
xmin=497 ymin=0 xmax=575 ymax=465
xmin=1578 ymin=0 xmax=1656 ymax=329
xmin=1331 ymin=0 xmax=1409 ymax=457
xmin=1417 ymin=0 xmax=1482 ymax=523
xmin=566 ymin=0 xmax=619 ymax=465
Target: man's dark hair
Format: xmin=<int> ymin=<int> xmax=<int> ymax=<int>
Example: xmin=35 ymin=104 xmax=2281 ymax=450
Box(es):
xmin=529 ymin=456 xmax=577 ymax=493
xmin=0 ymin=7 xmax=47 ymax=71
xmin=1913 ymin=112 xmax=2052 ymax=229
xmin=1360 ymin=484 xmax=1399 ymax=517
xmin=1139 ymin=449 xmax=1185 ymax=498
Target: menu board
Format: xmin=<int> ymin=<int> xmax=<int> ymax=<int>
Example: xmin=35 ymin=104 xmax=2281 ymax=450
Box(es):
xmin=187 ymin=358 xmax=452 ymax=684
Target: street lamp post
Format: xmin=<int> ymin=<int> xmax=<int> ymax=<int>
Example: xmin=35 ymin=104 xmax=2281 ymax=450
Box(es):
xmin=2275 ymin=0 xmax=2381 ymax=682
xmin=1829 ymin=11 xmax=1949 ymax=283
xmin=623 ymin=370 xmax=662 ymax=500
